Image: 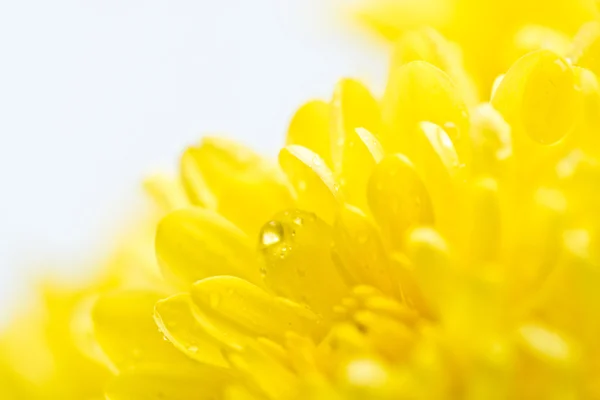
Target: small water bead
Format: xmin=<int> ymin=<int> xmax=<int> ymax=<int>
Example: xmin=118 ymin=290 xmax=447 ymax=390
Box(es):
xmin=258 ymin=210 xmax=348 ymax=321
xmin=260 ymin=221 xmax=284 ymax=247
xmin=292 ymin=216 xmax=304 ymax=226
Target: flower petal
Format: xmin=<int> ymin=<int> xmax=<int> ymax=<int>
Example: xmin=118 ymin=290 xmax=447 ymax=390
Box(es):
xmin=340 ymin=128 xmax=384 ymax=213
xmin=154 ymin=293 xmax=228 ymax=367
xmin=367 ymin=154 xmax=434 ymax=249
xmin=259 ymin=209 xmax=348 ymax=321
xmin=191 ymin=276 xmax=322 ymax=341
xmin=330 ymin=79 xmax=382 ymax=174
xmin=286 ymin=100 xmax=332 ymax=168
xmin=105 ymin=364 xmax=232 ymax=400
xmin=382 ymin=61 xmax=470 ymax=162
xmin=332 ymin=204 xmax=396 ymax=296
xmin=181 ymin=137 xmax=294 ymax=235
xmin=92 ymin=290 xmax=193 ymax=371
xmin=279 ymin=145 xmax=342 ymax=224
xmin=156 ymin=207 xmax=261 ymax=288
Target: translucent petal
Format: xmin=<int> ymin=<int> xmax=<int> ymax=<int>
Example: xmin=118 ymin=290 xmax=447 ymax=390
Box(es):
xmin=181 ymin=137 xmax=294 ymax=235
xmin=330 ymin=79 xmax=382 ymax=174
xmin=382 ymin=61 xmax=470 ymax=162
xmin=259 ymin=210 xmax=348 ymax=322
xmin=143 ymin=174 xmax=190 ymax=212
xmin=354 ymin=0 xmax=451 ymax=41
xmin=469 ymin=103 xmax=514 ymax=178
xmin=180 ymin=148 xmax=217 ymax=209
xmin=156 ymin=207 xmax=261 ymax=287
xmin=404 ymin=122 xmax=466 ymax=240
xmin=223 ymin=344 xmax=297 ymax=399
xmin=492 ymin=50 xmax=581 ymax=146
xmin=465 ymin=178 xmax=502 ymax=267
xmin=191 ymin=276 xmax=322 ymax=341
xmin=287 ymin=100 xmax=332 ymax=168
xmin=391 ymin=27 xmax=478 ymax=104
xmin=570 ymin=21 xmax=600 ymax=77
xmin=513 ymin=25 xmax=572 ymax=59
xmin=105 ymin=364 xmax=232 ymax=400
xmin=367 ymin=154 xmax=434 ymax=249
xmin=572 ymin=67 xmax=600 ymax=155
xmin=332 ymin=204 xmax=396 ymax=296
xmin=92 ymin=290 xmax=194 ymax=371
xmin=510 ymin=187 xmax=567 ymax=294
xmin=279 ymin=145 xmax=342 ymax=224
xmin=404 ymin=227 xmax=453 ymax=312
xmin=154 ymin=293 xmax=228 ymax=367
xmin=340 ymin=128 xmax=384 ymax=213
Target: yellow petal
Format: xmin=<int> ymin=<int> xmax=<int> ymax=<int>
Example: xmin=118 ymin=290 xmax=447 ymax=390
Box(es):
xmin=259 ymin=209 xmax=348 ymax=321
xmin=181 ymin=137 xmax=294 ymax=235
xmin=105 ymin=364 xmax=232 ymax=400
xmin=156 ymin=207 xmax=261 ymax=288
xmin=143 ymin=173 xmax=190 ymax=212
xmin=572 ymin=67 xmax=600 ymax=155
xmin=223 ymin=344 xmax=298 ymax=400
xmin=92 ymin=290 xmax=193 ymax=371
xmin=354 ymin=0 xmax=451 ymax=41
xmin=390 ymin=27 xmax=478 ymax=104
xmin=465 ymin=177 xmax=502 ymax=267
xmin=286 ymin=100 xmax=332 ymax=168
xmin=492 ymin=49 xmax=581 ymax=146
xmin=179 ymin=148 xmax=217 ymax=209
xmin=513 ymin=25 xmax=572 ymax=59
xmin=406 ymin=122 xmax=466 ymax=241
xmin=469 ymin=103 xmax=514 ymax=178
xmin=330 ymin=79 xmax=382 ymax=174
xmin=332 ymin=204 xmax=396 ymax=297
xmin=154 ymin=293 xmax=228 ymax=367
xmin=191 ymin=276 xmax=322 ymax=342
xmin=570 ymin=21 xmax=600 ymax=77
xmin=279 ymin=145 xmax=342 ymax=224
xmin=340 ymin=128 xmax=384 ymax=213
xmin=367 ymin=154 xmax=434 ymax=249
xmin=382 ymin=61 xmax=470 ymax=162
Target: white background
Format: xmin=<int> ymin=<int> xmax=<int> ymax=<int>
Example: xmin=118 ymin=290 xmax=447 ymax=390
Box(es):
xmin=0 ymin=0 xmax=387 ymax=320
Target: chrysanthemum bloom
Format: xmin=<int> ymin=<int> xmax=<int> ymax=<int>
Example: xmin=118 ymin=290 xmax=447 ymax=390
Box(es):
xmin=3 ymin=1 xmax=600 ymax=399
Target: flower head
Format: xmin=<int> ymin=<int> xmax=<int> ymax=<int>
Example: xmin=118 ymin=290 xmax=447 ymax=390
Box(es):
xmin=3 ymin=1 xmax=600 ymax=399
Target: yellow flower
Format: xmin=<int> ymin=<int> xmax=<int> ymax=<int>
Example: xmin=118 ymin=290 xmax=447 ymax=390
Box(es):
xmin=4 ymin=2 xmax=600 ymax=400
xmin=356 ymin=0 xmax=600 ymax=94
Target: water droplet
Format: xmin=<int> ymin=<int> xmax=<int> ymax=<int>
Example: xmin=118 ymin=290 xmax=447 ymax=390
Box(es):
xmin=260 ymin=221 xmax=284 ymax=247
xmin=162 ymin=335 xmax=169 ymax=342
xmin=279 ymin=246 xmax=289 ymax=259
xmin=293 ymin=216 xmax=304 ymax=226
xmin=259 ymin=266 xmax=268 ymax=277
xmin=209 ymin=293 xmax=221 ymax=308
xmin=188 ymin=345 xmax=199 ymax=353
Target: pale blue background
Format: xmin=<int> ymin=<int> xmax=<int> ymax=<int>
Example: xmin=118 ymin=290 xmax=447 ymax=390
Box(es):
xmin=0 ymin=0 xmax=386 ymax=321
